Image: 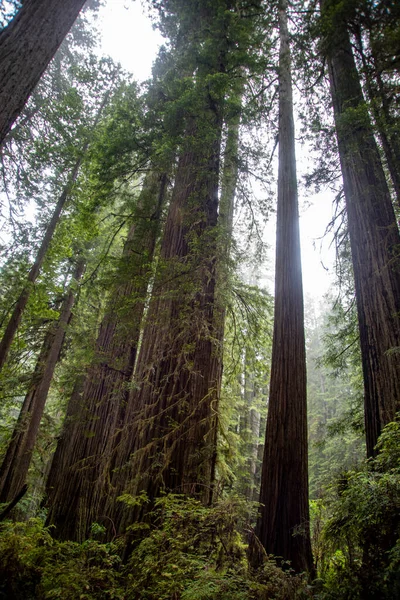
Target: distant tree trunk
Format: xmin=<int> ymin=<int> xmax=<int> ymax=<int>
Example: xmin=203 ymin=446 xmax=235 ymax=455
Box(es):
xmin=248 ymin=405 xmax=261 ymax=501
xmin=0 ymin=257 xmax=85 ymax=503
xmin=105 ymin=107 xmax=224 ymax=535
xmin=256 ymin=0 xmax=313 ymax=574
xmin=0 ymin=0 xmax=87 ymax=146
xmin=219 ymin=107 xmax=240 ymax=251
xmin=0 ymin=162 xmax=80 ymax=375
xmin=244 ymin=354 xmax=261 ymax=503
xmin=322 ymin=0 xmax=400 ymax=457
xmin=215 ymin=101 xmax=242 ymax=495
xmin=0 ymin=88 xmax=111 ymax=375
xmin=45 ymin=171 xmax=167 ymax=541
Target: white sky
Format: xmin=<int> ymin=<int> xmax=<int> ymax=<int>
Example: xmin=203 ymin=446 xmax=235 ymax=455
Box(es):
xmin=96 ymin=0 xmax=336 ymax=300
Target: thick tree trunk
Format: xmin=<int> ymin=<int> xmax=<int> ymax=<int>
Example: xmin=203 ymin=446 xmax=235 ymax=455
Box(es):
xmin=256 ymin=0 xmax=313 ymax=574
xmin=0 ymin=0 xmax=87 ymax=146
xmin=45 ymin=172 xmax=167 ymax=541
xmin=0 ymin=258 xmax=85 ymax=503
xmin=322 ymin=0 xmax=400 ymax=457
xmin=105 ymin=109 xmax=224 ymax=536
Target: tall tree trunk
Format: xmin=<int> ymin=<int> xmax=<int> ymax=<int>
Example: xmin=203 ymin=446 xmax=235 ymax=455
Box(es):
xmin=105 ymin=107 xmax=224 ymax=536
xmin=256 ymin=0 xmax=313 ymax=574
xmin=214 ymin=101 xmax=242 ymax=495
xmin=0 ymin=0 xmax=87 ymax=146
xmin=0 ymin=257 xmax=85 ymax=503
xmin=322 ymin=0 xmax=400 ymax=457
xmin=45 ymin=171 xmax=167 ymax=541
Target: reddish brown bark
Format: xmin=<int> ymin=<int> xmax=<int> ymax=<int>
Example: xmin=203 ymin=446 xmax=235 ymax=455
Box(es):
xmin=0 ymin=0 xmax=87 ymax=146
xmin=45 ymin=172 xmax=167 ymax=541
xmin=104 ymin=110 xmax=224 ymax=536
xmin=322 ymin=0 xmax=400 ymax=457
xmin=0 ymin=258 xmax=85 ymax=503
xmin=256 ymin=0 xmax=313 ymax=574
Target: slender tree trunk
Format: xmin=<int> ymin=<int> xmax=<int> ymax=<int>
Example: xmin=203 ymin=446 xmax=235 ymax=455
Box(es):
xmin=219 ymin=108 xmax=240 ymax=250
xmin=256 ymin=0 xmax=313 ymax=574
xmin=244 ymin=351 xmax=261 ymax=503
xmin=0 ymin=88 xmax=112 ymax=375
xmin=105 ymin=108 xmax=224 ymax=536
xmin=0 ymin=162 xmax=80 ymax=374
xmin=322 ymin=0 xmax=400 ymax=457
xmin=214 ymin=104 xmax=242 ymax=497
xmin=0 ymin=257 xmax=85 ymax=503
xmin=45 ymin=171 xmax=167 ymax=541
xmin=0 ymin=0 xmax=87 ymax=146
xmin=248 ymin=404 xmax=261 ymax=502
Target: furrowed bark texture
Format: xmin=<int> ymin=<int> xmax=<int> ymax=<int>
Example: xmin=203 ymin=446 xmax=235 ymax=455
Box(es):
xmin=105 ymin=110 xmax=224 ymax=535
xmin=0 ymin=258 xmax=85 ymax=503
xmin=0 ymin=0 xmax=87 ymax=146
xmin=256 ymin=0 xmax=313 ymax=574
xmin=323 ymin=0 xmax=400 ymax=457
xmin=45 ymin=172 xmax=167 ymax=541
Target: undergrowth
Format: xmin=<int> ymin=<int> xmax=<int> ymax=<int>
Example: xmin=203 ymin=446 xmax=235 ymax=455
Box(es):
xmin=0 ymin=496 xmax=309 ymax=600
xmin=1 ymin=419 xmax=399 ymax=599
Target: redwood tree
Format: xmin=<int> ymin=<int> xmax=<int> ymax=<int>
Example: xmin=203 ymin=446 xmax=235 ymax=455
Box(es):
xmin=0 ymin=0 xmax=88 ymax=145
xmin=106 ymin=117 xmax=224 ymax=534
xmin=100 ymin=5 xmax=234 ymax=535
xmin=256 ymin=0 xmax=313 ymax=574
xmin=321 ymin=0 xmax=400 ymax=457
xmin=0 ymin=159 xmax=81 ymax=374
xmin=45 ymin=170 xmax=168 ymax=541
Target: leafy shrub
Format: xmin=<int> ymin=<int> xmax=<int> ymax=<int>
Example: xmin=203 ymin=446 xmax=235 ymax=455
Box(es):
xmin=124 ymin=494 xmax=309 ymax=600
xmin=0 ymin=495 xmax=309 ymax=599
xmin=316 ymin=417 xmax=400 ymax=599
xmin=0 ymin=518 xmax=124 ymax=599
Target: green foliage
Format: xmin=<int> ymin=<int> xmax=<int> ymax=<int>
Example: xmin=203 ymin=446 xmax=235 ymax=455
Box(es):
xmin=122 ymin=493 xmax=309 ymax=599
xmin=313 ymin=417 xmax=400 ymax=599
xmin=218 ymin=279 xmax=272 ymax=500
xmin=0 ymin=518 xmax=124 ymax=599
xmin=0 ymin=496 xmax=310 ymax=599
xmin=305 ymin=295 xmax=364 ymax=499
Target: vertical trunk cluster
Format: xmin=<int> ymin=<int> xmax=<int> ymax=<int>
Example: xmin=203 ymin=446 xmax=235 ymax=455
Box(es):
xmin=106 ymin=110 xmax=224 ymax=534
xmin=46 ymin=0 xmax=246 ymax=543
xmin=0 ymin=0 xmax=87 ymax=145
xmin=322 ymin=0 xmax=400 ymax=457
xmin=256 ymin=0 xmax=313 ymax=573
xmin=0 ymin=258 xmax=85 ymax=504
xmin=45 ymin=172 xmax=167 ymax=541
